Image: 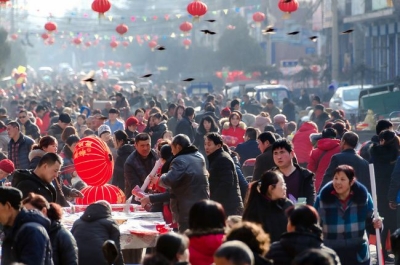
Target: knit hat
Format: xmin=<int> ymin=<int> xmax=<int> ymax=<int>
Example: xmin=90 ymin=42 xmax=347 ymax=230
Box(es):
xmin=59 ymin=113 xmax=72 ymax=124
xmin=273 ymin=114 xmax=288 ymax=123
xmin=98 ymin=124 xmax=111 ymax=136
xmin=126 ymin=117 xmax=139 ymax=127
xmin=0 ymin=159 xmax=15 ymax=174
xmin=220 ymin=107 xmax=231 ymax=118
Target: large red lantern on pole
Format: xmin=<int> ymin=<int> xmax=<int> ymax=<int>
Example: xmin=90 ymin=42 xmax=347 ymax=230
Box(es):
xmin=73 ymin=136 xmax=114 ymax=186
xmin=116 ymin=24 xmax=128 ymax=36
xmin=91 ymin=0 xmax=111 ymax=18
xmin=98 ymin=61 xmax=106 ymax=68
xmin=252 ymin=12 xmax=265 ymax=27
xmin=187 ymin=0 xmax=207 ymax=22
xmin=179 ymin=22 xmax=193 ymax=35
xmin=44 ymin=22 xmax=57 ymax=33
xmin=110 ymin=40 xmax=119 ymax=49
xmin=183 ymin=39 xmax=192 ymax=49
xmin=75 ymin=184 xmax=126 ymax=205
xmin=148 ymin=40 xmax=157 ymax=51
xmin=278 ymin=0 xmax=299 ymax=19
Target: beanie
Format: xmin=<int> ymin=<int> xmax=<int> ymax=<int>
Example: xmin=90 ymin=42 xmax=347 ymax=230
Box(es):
xmin=0 ymin=159 xmax=15 ymax=174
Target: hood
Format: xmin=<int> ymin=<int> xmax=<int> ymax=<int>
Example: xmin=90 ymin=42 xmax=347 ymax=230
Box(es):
xmin=219 ymin=117 xmax=229 ymax=128
xmin=80 ymin=203 xmax=111 ymax=222
xmin=253 ymin=116 xmax=271 ymax=127
xmin=279 ymin=232 xmax=323 ymax=258
xmin=80 ymin=106 xmax=91 ymax=117
xmin=29 ymin=149 xmax=46 ymax=162
xmin=298 ymin=122 xmax=318 ymax=133
xmin=49 ymin=220 xmax=62 ymax=234
xmin=12 ymin=169 xmax=41 ymax=187
xmin=188 ymin=233 xmax=224 ymax=257
xmin=319 ymin=181 xmax=368 ymax=204
xmin=309 ymin=133 xmax=322 ymax=143
xmin=49 ymin=124 xmax=63 ymax=133
xmin=316 ymin=138 xmax=340 ymax=151
xmin=371 ymin=143 xmax=399 ymax=163
xmin=117 ymin=144 xmax=135 ymax=156
xmin=223 ymin=121 xmax=246 ymax=130
xmin=11 ymin=208 xmax=51 ymax=232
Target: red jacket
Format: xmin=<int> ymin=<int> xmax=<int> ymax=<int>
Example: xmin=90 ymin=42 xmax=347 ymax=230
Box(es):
xmin=221 ymin=122 xmax=246 ymax=147
xmin=307 ymin=138 xmax=341 ymax=192
xmin=189 ymin=233 xmax=224 ymax=265
xmin=37 ymin=112 xmax=51 ymax=135
xmin=292 ymin=122 xmax=318 ymax=164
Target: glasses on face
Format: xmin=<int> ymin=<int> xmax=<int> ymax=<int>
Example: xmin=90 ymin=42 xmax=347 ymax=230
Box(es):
xmin=19 ymin=116 xmax=26 ymax=119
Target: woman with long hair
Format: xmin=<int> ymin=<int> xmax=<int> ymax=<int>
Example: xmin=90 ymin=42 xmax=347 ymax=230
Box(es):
xmin=145 ymin=113 xmax=168 ymax=146
xmin=60 ymin=126 xmax=78 ymax=152
xmin=167 ymin=105 xmax=185 ymax=135
xmin=134 ymin=108 xmax=147 ymax=133
xmin=112 ymin=130 xmax=134 ymax=192
xmin=221 ymin=112 xmax=247 ymax=147
xmin=315 ymin=165 xmax=382 ymax=265
xmin=266 ymin=205 xmax=340 ymax=265
xmin=23 ymin=193 xmax=78 ymax=265
xmin=242 ymin=171 xmax=293 ymax=243
xmin=29 ymin=135 xmax=58 ymax=169
xmin=193 ymin=116 xmax=219 ymax=158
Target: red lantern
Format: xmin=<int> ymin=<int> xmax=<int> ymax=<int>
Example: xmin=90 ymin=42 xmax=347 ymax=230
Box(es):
xmin=179 ymin=21 xmax=193 ymax=35
xmin=0 ymin=0 xmax=10 ymax=5
xmin=85 ymin=41 xmax=92 ymax=47
xmin=75 ymin=184 xmax=126 ymax=205
xmin=116 ymin=24 xmax=128 ymax=35
xmin=47 ymin=38 xmax=55 ymax=45
xmin=187 ymin=0 xmax=207 ymax=21
xmin=73 ymin=37 xmax=82 ymax=45
xmin=98 ymin=61 xmax=106 ymax=68
xmin=91 ymin=0 xmax=111 ymax=18
xmin=73 ymin=136 xmax=114 ymax=186
xmin=110 ymin=40 xmax=118 ymax=49
xmin=148 ymin=40 xmax=157 ymax=51
xmin=278 ymin=0 xmax=299 ymax=18
xmin=107 ymin=60 xmax=114 ymax=67
xmin=122 ymin=41 xmax=129 ymax=48
xmin=183 ymin=39 xmax=192 ymax=49
xmin=115 ymin=62 xmax=122 ymax=68
xmin=124 ymin=63 xmax=131 ymax=69
xmin=10 ymin=34 xmax=18 ymax=40
xmin=41 ymin=33 xmax=49 ymax=40
xmin=44 ymin=22 xmax=57 ymax=33
xmin=252 ymin=12 xmax=265 ymax=26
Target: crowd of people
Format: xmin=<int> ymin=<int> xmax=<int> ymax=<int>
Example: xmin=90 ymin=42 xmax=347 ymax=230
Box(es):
xmin=0 ymin=82 xmax=399 ymax=265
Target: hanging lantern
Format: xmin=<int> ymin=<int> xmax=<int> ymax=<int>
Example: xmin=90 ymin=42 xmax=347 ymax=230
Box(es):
xmin=183 ymin=39 xmax=192 ymax=49
xmin=110 ymin=40 xmax=119 ymax=49
xmin=0 ymin=0 xmax=10 ymax=6
xmin=115 ymin=62 xmax=122 ymax=68
xmin=75 ymin=184 xmax=126 ymax=205
xmin=107 ymin=60 xmax=115 ymax=67
xmin=41 ymin=33 xmax=49 ymax=40
xmin=278 ymin=0 xmax=299 ymax=19
xmin=252 ymin=12 xmax=265 ymax=27
xmin=44 ymin=21 xmax=57 ymax=33
xmin=73 ymin=37 xmax=82 ymax=45
xmin=116 ymin=24 xmax=128 ymax=36
xmin=179 ymin=21 xmax=193 ymax=35
xmin=10 ymin=34 xmax=18 ymax=40
xmin=73 ymin=136 xmax=114 ymax=186
xmin=122 ymin=41 xmax=129 ymax=48
xmin=85 ymin=41 xmax=92 ymax=47
xmin=187 ymin=0 xmax=207 ymax=22
xmin=124 ymin=63 xmax=131 ymax=69
xmin=148 ymin=40 xmax=157 ymax=51
xmin=91 ymin=0 xmax=111 ymax=18
xmin=98 ymin=61 xmax=106 ymax=68
xmin=47 ymin=38 xmax=55 ymax=45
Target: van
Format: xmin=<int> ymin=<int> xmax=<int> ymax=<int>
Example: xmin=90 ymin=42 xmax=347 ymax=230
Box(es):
xmin=254 ymin=85 xmax=291 ymax=108
xmin=329 ymin=85 xmax=372 ymax=117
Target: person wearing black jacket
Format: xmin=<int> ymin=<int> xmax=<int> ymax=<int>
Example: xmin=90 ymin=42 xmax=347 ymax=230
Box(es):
xmin=72 ymin=201 xmax=124 ymax=265
xmin=112 ymin=130 xmax=135 ymax=192
xmin=175 ymin=107 xmax=197 ymax=143
xmin=205 ymin=132 xmax=243 ymax=215
xmin=17 ymin=109 xmax=40 ymax=140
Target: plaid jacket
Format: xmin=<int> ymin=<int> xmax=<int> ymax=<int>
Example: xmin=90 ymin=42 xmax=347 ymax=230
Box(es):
xmin=314 ymin=181 xmax=374 ymax=263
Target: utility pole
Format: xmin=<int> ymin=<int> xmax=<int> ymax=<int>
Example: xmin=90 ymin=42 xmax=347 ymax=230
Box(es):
xmin=265 ymin=0 xmax=272 ymax=66
xmin=331 ymin=0 xmax=339 ymax=81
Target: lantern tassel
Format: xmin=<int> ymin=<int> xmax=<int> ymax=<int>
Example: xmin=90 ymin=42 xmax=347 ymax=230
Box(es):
xmin=282 ymin=12 xmax=291 ymax=19
xmin=192 ymin=16 xmax=200 ymax=23
xmin=387 ymin=0 xmax=393 ymax=7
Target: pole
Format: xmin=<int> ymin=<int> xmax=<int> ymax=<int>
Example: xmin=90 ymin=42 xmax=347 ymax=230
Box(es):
xmin=369 ymin=164 xmax=383 ymax=265
xmin=331 ymin=0 xmax=339 ymax=81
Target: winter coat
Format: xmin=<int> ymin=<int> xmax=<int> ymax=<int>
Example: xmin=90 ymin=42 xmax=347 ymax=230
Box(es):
xmin=311 ymin=112 xmax=330 ymax=132
xmin=243 ymin=198 xmax=293 ymax=243
xmin=221 ymin=122 xmax=246 ymax=147
xmin=252 ymin=115 xmax=272 ymax=133
xmin=252 ymin=145 xmax=275 ymax=182
xmin=320 ymin=149 xmax=371 ymax=192
xmin=388 ymin=156 xmax=400 ymax=202
xmin=292 ymin=122 xmax=318 ymax=164
xmin=207 ymin=148 xmax=244 ymax=215
xmin=159 ymin=145 xmax=210 ymax=232
xmin=167 ymin=117 xmax=181 ymax=135
xmin=175 ymin=117 xmax=196 ymax=142
xmin=49 ymin=220 xmax=78 ymax=265
xmin=315 ymin=181 xmax=376 ymax=265
xmin=307 ymin=138 xmax=341 ymax=192
xmin=71 ymin=203 xmax=124 ymax=265
xmin=266 ymin=231 xmax=341 ymax=265
xmin=148 ymin=121 xmax=168 ymax=145
xmin=47 ymin=124 xmax=64 ymax=151
xmin=195 ymin=111 xmax=219 ymax=125
xmin=186 ymin=229 xmax=225 ymax=265
xmin=29 ymin=149 xmax=46 ymax=169
xmin=235 ymin=139 xmax=261 ymax=165
xmin=1 ymin=208 xmax=53 ymax=265
xmin=19 ymin=119 xmax=40 ymax=140
xmin=0 ymin=129 xmax=9 ymax=154
xmin=8 ymin=133 xmax=34 ymax=170
xmin=60 ymin=146 xmax=75 ymax=185
xmin=112 ymin=143 xmax=135 ymax=192
xmin=282 ymin=101 xmax=296 ymax=122
xmin=263 ymin=106 xmax=281 ymax=119
xmin=231 ymin=154 xmax=249 ymax=201
xmin=193 ymin=126 xmax=219 ymax=160
xmin=37 ymin=111 xmax=51 ymax=134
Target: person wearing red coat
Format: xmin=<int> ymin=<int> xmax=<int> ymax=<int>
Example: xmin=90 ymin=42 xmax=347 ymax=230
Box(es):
xmin=292 ymin=121 xmax=318 ymax=167
xmin=221 ymin=112 xmax=247 ymax=147
xmin=307 ymin=128 xmax=341 ymax=192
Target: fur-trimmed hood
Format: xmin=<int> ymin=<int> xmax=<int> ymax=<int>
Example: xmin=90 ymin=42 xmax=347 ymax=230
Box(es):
xmin=222 ymin=120 xmax=246 ymax=130
xmin=185 ymin=227 xmax=225 ymax=237
xmin=28 ymin=149 xmax=46 ymax=162
xmin=319 ymin=180 xmax=368 ymax=205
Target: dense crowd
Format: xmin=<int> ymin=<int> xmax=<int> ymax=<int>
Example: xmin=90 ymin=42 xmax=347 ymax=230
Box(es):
xmin=0 ymin=81 xmax=399 ymax=265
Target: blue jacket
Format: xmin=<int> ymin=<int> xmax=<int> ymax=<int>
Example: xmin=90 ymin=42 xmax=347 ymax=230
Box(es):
xmin=235 ymin=139 xmax=261 ymax=165
xmin=8 ymin=133 xmax=34 ymax=170
xmin=2 ymin=208 xmax=53 ymax=265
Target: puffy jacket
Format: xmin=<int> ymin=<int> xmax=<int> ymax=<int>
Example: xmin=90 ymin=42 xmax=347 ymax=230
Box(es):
xmin=8 ymin=133 xmax=34 ymax=170
xmin=221 ymin=122 xmax=246 ymax=147
xmin=266 ymin=232 xmax=341 ymax=265
xmin=307 ymin=138 xmax=341 ymax=192
xmin=29 ymin=149 xmax=46 ymax=169
xmin=159 ymin=145 xmax=210 ymax=232
xmin=186 ymin=230 xmax=225 ymax=265
xmin=49 ymin=220 xmax=78 ymax=265
xmin=0 ymin=129 xmax=9 ymax=155
xmin=175 ymin=117 xmax=196 ymax=142
xmin=71 ymin=203 xmax=124 ymax=265
xmin=19 ymin=119 xmax=40 ymax=140
xmin=112 ymin=143 xmax=134 ymax=192
xmin=292 ymin=122 xmax=318 ymax=164
xmin=2 ymin=208 xmax=53 ymax=265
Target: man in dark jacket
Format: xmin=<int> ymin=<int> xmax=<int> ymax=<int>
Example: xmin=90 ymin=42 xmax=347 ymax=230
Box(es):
xmin=124 ymin=133 xmax=158 ymax=196
xmin=320 ymin=131 xmax=370 ymax=192
xmin=7 ymin=121 xmax=34 ymax=170
xmin=252 ymin=132 xmax=276 ymax=181
xmin=175 ymin=107 xmax=197 ymax=142
xmin=359 ymin=119 xmax=393 ymax=161
xmin=271 ymin=139 xmax=316 ymax=205
xmin=311 ymin=104 xmax=329 ymax=132
xmin=12 ymin=153 xmax=63 ymax=203
xmin=235 ymin=127 xmax=261 ymax=165
xmin=0 ymin=186 xmax=53 ymax=265
xmin=205 ymin=132 xmax=244 ymax=215
xmin=17 ymin=109 xmax=40 ymax=140
xmin=71 ymin=201 xmax=124 ymax=265
xmin=159 ymin=134 xmax=209 ymax=232
xmin=47 ymin=113 xmax=72 ymax=151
